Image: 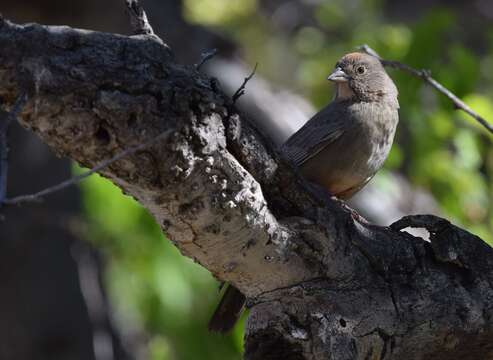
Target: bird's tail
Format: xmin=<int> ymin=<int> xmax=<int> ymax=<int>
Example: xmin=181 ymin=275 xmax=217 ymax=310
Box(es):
xmin=208 ymin=285 xmax=246 ymax=333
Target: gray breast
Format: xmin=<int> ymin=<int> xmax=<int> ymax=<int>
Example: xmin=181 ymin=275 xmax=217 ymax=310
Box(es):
xmin=360 ymin=102 xmax=399 ymax=174
xmin=299 ymin=102 xmax=398 ymax=196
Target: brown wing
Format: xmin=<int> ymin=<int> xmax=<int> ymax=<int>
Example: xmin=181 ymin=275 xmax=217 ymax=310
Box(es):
xmin=281 ymin=102 xmax=348 ymax=167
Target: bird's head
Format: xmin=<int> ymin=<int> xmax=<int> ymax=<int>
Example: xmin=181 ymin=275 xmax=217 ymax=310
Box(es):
xmin=328 ymin=52 xmax=398 ymax=107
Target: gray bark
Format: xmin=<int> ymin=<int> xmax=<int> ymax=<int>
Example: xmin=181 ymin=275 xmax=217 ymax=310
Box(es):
xmin=1 ymin=18 xmax=493 ymax=360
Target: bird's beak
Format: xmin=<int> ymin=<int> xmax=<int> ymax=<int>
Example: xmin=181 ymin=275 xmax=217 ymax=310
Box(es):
xmin=327 ymin=67 xmax=349 ymax=83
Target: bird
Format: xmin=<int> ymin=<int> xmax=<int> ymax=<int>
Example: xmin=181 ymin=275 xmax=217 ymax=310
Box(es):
xmin=208 ymin=52 xmax=399 ymax=333
xmin=283 ymin=52 xmax=399 ymax=200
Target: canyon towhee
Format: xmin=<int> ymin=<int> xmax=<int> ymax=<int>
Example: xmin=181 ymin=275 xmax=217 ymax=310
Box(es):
xmin=209 ymin=52 xmax=399 ymax=333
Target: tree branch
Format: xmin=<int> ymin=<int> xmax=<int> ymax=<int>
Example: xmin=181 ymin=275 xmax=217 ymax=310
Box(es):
xmin=360 ymin=44 xmax=493 ymax=134
xmin=124 ymin=0 xmax=156 ymax=36
xmin=232 ymin=63 xmax=258 ymax=103
xmin=0 ymin=93 xmax=27 ymax=202
xmin=195 ymin=48 xmax=218 ymax=71
xmin=1 ymin=17 xmax=493 ymax=359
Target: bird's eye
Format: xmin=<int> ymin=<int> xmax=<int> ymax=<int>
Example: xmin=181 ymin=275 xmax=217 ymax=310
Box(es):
xmin=357 ymin=66 xmax=366 ymax=74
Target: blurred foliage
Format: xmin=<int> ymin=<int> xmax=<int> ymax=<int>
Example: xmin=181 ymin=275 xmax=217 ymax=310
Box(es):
xmin=78 ymin=171 xmax=244 ymax=360
xmin=78 ymin=0 xmax=493 ymax=359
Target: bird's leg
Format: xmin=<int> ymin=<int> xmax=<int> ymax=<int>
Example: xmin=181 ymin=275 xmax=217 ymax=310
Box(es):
xmin=329 ymin=196 xmax=370 ymax=225
xmin=303 ymin=181 xmax=370 ymax=224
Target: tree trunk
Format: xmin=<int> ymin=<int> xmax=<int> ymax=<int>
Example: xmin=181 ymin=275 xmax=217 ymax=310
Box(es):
xmin=1 ymin=18 xmax=493 ymax=359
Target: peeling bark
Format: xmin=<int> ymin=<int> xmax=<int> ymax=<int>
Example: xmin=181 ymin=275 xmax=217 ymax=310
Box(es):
xmin=1 ymin=18 xmax=493 ymax=359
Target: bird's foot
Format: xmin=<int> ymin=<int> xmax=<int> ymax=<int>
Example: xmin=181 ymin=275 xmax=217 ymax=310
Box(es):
xmin=303 ymin=181 xmax=370 ymax=225
xmin=330 ymin=196 xmax=370 ymax=225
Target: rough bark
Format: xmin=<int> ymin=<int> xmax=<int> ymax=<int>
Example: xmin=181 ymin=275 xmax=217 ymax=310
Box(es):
xmin=1 ymin=18 xmax=493 ymax=360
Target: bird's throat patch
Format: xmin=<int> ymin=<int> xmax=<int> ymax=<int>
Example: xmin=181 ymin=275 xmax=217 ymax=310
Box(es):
xmin=335 ymin=82 xmax=355 ymax=101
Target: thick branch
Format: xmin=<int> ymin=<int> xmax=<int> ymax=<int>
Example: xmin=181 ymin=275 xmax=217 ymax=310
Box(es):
xmin=0 ymin=18 xmax=318 ymax=296
xmin=1 ymin=18 xmax=493 ymax=359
